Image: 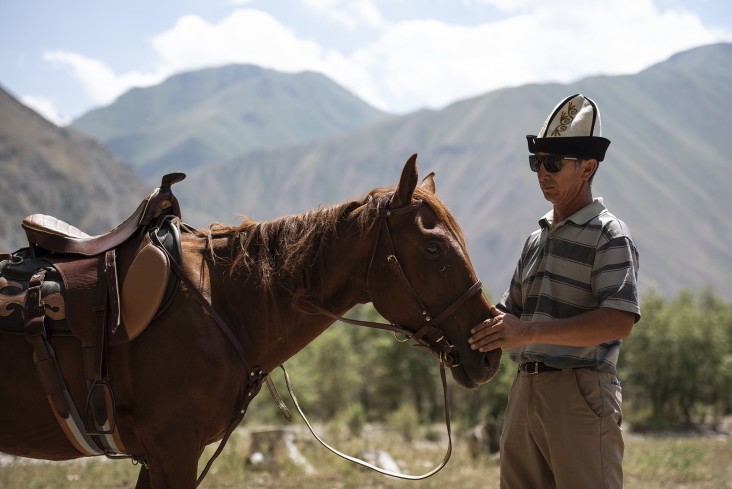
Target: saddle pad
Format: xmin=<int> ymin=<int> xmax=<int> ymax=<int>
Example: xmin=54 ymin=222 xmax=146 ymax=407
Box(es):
xmin=1 ymin=216 xmax=182 ymax=344
xmin=0 ymin=252 xmax=70 ymax=335
xmin=121 ymin=242 xmax=170 ymax=340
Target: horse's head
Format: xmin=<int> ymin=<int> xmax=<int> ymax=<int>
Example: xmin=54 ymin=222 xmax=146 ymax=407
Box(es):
xmin=364 ymin=154 xmax=501 ymax=388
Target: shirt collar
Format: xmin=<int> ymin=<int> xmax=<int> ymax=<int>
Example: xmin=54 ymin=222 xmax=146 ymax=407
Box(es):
xmin=539 ymin=197 xmax=606 ymax=229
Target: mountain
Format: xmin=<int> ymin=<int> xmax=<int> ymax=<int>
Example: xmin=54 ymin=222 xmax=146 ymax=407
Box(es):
xmin=0 ymin=85 xmax=147 ymax=252
xmin=71 ymin=64 xmax=391 ymax=179
xmin=171 ymin=43 xmax=732 ymax=300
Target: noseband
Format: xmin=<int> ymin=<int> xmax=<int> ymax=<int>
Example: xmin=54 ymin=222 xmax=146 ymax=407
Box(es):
xmin=283 ymin=193 xmax=486 ymax=479
xmin=361 ymin=194 xmax=483 ymax=367
xmin=305 ymin=194 xmax=483 ymax=366
xmin=158 ymin=193 xmax=485 ymax=483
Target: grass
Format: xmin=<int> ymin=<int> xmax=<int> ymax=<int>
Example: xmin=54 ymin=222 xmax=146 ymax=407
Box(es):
xmin=1 ymin=427 xmax=731 ymax=488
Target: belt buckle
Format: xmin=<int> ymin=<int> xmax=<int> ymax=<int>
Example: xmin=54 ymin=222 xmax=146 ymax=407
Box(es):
xmin=524 ymin=362 xmax=540 ymax=375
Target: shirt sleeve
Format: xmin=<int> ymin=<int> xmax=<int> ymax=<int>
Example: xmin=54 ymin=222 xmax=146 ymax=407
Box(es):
xmin=591 ymin=221 xmax=641 ymax=322
xmin=497 ymin=239 xmax=531 ymax=318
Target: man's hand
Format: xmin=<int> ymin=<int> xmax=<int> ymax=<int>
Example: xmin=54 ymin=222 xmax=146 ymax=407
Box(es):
xmin=468 ymin=307 xmax=636 ymax=352
xmin=468 ymin=305 xmax=534 ymax=352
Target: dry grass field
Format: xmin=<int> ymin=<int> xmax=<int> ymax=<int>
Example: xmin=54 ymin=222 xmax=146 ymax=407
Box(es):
xmin=1 ymin=425 xmax=731 ymax=489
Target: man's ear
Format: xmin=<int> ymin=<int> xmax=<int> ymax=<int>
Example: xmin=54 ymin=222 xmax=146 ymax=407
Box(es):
xmin=582 ymin=158 xmax=598 ymax=181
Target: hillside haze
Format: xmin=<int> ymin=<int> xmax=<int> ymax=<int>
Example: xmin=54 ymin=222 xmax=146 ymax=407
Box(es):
xmin=71 ymin=64 xmax=391 ymax=179
xmin=0 ymin=85 xmax=147 ymax=252
xmin=171 ymin=43 xmax=732 ymax=300
xmin=10 ymin=43 xmax=730 ymax=300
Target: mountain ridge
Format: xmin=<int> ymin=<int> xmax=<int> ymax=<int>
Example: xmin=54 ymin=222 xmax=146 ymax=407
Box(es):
xmin=0 ymin=84 xmax=148 ymax=252
xmin=171 ymin=43 xmax=732 ymax=299
xmin=4 ymin=43 xmax=730 ymax=300
xmin=71 ymin=64 xmax=392 ymax=179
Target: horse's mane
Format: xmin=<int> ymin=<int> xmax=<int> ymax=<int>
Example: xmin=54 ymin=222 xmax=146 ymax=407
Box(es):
xmin=201 ymin=186 xmax=468 ymax=296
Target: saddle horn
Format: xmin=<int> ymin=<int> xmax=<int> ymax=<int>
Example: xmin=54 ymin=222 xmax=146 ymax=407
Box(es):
xmin=160 ymin=172 xmax=186 ymax=191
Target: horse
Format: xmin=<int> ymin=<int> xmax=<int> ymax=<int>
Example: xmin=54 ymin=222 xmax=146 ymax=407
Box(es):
xmin=0 ymin=154 xmax=501 ymax=488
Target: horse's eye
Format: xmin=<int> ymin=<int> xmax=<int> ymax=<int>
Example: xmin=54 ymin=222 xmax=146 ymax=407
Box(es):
xmin=424 ymin=242 xmax=442 ymax=259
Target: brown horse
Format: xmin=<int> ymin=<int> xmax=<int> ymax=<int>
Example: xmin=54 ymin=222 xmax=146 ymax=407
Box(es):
xmin=0 ymin=154 xmax=501 ymax=488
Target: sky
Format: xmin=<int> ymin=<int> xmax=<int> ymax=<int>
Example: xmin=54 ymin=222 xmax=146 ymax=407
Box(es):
xmin=2 ymin=0 xmax=731 ymax=126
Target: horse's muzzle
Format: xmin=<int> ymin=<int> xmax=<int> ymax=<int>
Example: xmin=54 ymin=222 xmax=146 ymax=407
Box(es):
xmin=451 ymin=348 xmax=502 ymax=388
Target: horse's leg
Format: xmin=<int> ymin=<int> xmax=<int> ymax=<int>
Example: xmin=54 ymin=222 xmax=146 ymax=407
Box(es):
xmin=134 ymin=466 xmax=152 ymax=489
xmin=136 ymin=434 xmax=203 ymax=489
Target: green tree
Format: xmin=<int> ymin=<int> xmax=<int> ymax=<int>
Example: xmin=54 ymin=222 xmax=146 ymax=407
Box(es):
xmin=623 ymin=288 xmax=732 ymax=430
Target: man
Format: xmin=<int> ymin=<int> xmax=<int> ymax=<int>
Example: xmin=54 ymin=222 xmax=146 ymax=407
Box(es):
xmin=468 ymin=94 xmax=640 ymax=489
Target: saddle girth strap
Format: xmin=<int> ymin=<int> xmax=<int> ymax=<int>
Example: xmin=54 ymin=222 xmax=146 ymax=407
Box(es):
xmin=23 ymin=268 xmax=124 ymax=457
xmin=23 ymin=269 xmax=69 ymax=418
xmin=22 ymin=268 xmax=107 ymax=456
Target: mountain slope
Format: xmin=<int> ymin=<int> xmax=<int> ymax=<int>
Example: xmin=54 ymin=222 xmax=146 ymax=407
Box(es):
xmin=71 ymin=64 xmax=391 ymax=179
xmin=175 ymin=43 xmax=732 ymax=300
xmin=0 ymin=85 xmax=148 ymax=252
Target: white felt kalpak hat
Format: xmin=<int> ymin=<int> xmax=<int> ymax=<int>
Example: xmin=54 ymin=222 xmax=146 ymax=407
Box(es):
xmin=526 ymin=93 xmax=611 ymax=161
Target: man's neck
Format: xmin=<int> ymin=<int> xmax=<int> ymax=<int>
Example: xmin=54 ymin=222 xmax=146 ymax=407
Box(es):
xmin=552 ymin=194 xmax=593 ymax=224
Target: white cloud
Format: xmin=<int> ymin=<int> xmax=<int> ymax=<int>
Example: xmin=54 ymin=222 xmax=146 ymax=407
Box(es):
xmin=341 ymin=0 xmax=731 ymax=111
xmin=149 ymin=8 xmax=389 ymax=109
xmin=41 ymin=2 xmax=732 ymax=115
xmin=302 ymin=0 xmax=384 ymax=29
xmin=42 ymin=50 xmax=164 ymax=106
xmin=151 ymin=10 xmax=325 ymax=75
xmin=21 ymin=95 xmax=69 ymax=126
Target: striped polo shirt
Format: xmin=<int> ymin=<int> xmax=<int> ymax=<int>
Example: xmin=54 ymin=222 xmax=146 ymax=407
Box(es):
xmin=498 ymin=198 xmax=640 ymax=373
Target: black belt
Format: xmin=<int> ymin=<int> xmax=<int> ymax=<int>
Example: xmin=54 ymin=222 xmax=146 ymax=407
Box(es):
xmin=518 ymin=361 xmax=562 ymax=374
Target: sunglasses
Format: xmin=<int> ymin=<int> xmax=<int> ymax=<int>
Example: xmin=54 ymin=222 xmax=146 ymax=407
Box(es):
xmin=529 ymin=154 xmax=579 ymax=173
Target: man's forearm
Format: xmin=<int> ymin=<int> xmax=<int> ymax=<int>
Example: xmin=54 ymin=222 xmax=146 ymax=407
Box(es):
xmin=525 ymin=307 xmax=635 ymax=347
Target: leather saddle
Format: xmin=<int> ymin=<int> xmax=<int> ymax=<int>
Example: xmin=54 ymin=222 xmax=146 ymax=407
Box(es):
xmin=0 ymin=172 xmax=187 ymax=455
xmin=0 ymin=216 xmax=181 ymax=343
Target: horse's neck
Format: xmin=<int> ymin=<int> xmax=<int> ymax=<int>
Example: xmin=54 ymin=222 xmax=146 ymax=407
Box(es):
xmin=311 ymin=220 xmax=373 ymax=311
xmin=199 ymin=225 xmax=372 ymax=370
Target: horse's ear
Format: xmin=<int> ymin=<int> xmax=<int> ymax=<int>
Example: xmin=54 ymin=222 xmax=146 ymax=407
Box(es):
xmin=421 ymin=171 xmax=436 ymax=194
xmin=391 ymin=154 xmax=419 ymax=208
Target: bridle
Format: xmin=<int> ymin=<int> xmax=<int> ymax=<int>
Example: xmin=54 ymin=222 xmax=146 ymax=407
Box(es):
xmin=367 ymin=194 xmax=483 ymax=365
xmin=285 ymin=193 xmax=486 ymax=480
xmin=303 ymin=193 xmax=484 ymax=368
xmin=157 ymin=193 xmax=487 ymax=483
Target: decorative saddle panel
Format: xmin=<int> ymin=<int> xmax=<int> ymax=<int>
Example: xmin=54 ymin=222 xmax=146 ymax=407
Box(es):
xmin=0 ymin=173 xmax=187 ymax=458
xmin=0 ymin=253 xmax=68 ymax=334
xmin=0 ymin=217 xmax=181 ymax=343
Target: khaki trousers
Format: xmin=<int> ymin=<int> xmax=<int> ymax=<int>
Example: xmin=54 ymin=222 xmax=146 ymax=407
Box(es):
xmin=499 ymin=368 xmax=624 ymax=489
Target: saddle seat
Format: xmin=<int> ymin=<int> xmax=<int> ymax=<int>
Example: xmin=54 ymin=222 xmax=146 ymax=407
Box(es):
xmin=23 ymin=215 xmax=91 ymax=240
xmin=22 ymin=172 xmax=186 ymax=257
xmin=5 ymin=172 xmax=188 ymax=457
xmin=20 ymin=172 xmax=187 ymax=343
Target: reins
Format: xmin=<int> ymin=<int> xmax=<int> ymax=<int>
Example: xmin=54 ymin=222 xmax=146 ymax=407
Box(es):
xmin=295 ymin=280 xmax=482 ymax=368
xmin=152 ymin=228 xmax=271 ymax=487
xmin=275 ymin=193 xmax=484 ymax=479
xmin=151 ymin=191 xmax=484 ymax=483
xmin=279 ymin=362 xmax=453 ymax=480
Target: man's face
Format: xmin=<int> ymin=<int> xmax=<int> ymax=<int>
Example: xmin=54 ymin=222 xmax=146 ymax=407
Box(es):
xmin=533 ymin=153 xmax=592 ymax=206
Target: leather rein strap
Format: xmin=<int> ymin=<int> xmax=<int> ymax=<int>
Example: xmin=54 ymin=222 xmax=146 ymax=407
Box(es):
xmin=151 ymin=227 xmax=270 ymax=487
xmin=300 ymin=195 xmax=483 ymax=366
xmin=284 ymin=194 xmax=484 ymax=479
xmin=368 ymin=197 xmax=483 ymax=367
xmin=154 ymin=192 xmax=485 ymax=482
xmin=282 ymin=362 xmax=452 ymax=480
